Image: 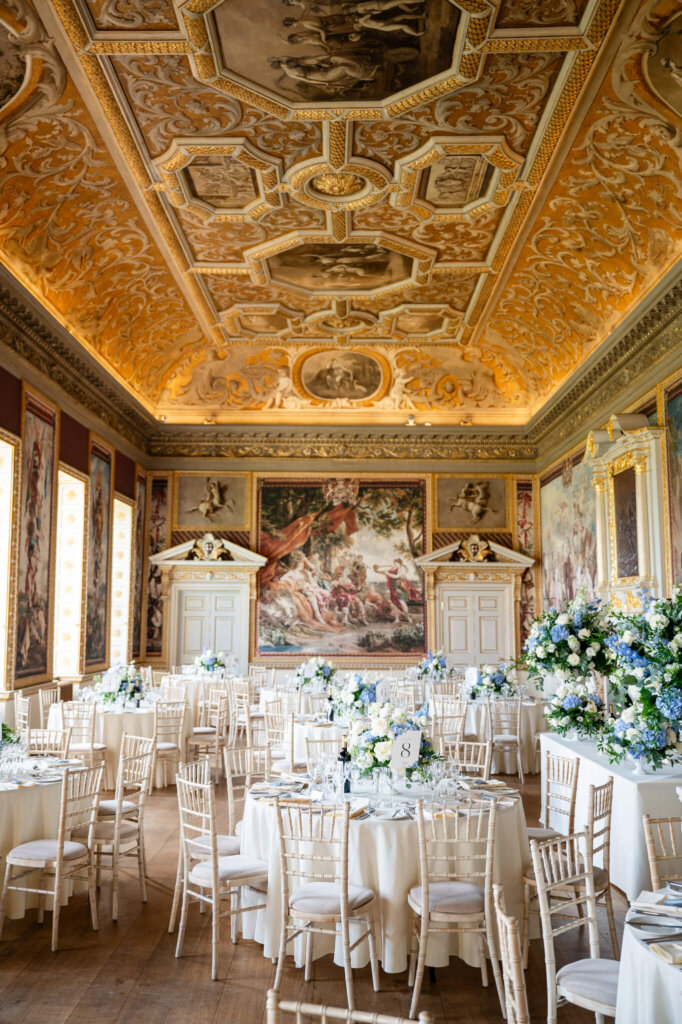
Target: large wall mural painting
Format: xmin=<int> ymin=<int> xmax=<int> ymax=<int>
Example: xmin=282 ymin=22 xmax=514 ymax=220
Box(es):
xmin=84 ymin=439 xmax=113 ymax=671
xmin=131 ymin=472 xmax=146 ymax=660
xmin=665 ymin=382 xmax=682 ymax=585
xmin=145 ymin=476 xmax=170 ymax=658
xmin=540 ymin=458 xmax=597 ymax=609
xmin=256 ymin=477 xmax=426 ymax=659
xmin=174 ymin=473 xmax=249 ymax=530
xmin=15 ymin=390 xmax=57 ymax=684
xmin=516 ymin=480 xmax=535 ymax=642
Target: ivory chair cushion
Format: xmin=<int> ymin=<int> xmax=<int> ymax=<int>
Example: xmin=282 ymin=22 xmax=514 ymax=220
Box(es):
xmin=556 ymin=958 xmax=619 ymax=1011
xmin=70 ymin=742 xmax=106 ymax=752
xmin=191 ymin=726 xmax=216 ymax=736
xmin=189 ymin=854 xmax=268 ymax=884
xmin=98 ymin=798 xmax=137 ymax=816
xmin=191 ymin=834 xmax=241 ymax=857
xmin=408 ymin=880 xmax=485 ymax=916
xmin=9 ymin=839 xmax=88 ymax=862
xmin=492 ymin=733 xmax=519 ymax=746
xmin=73 ymin=821 xmax=138 ymax=842
xmin=157 ymin=741 xmax=180 ymax=751
xmin=526 ymin=826 xmax=560 ymax=841
xmin=289 ymin=881 xmax=374 ymax=917
xmin=234 ymin=819 xmax=244 ymax=837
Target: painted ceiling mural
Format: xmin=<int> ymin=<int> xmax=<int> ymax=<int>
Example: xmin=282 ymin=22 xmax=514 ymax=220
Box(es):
xmin=0 ymin=0 xmax=680 ymax=427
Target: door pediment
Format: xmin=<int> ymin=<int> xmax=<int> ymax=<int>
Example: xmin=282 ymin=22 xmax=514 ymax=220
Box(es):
xmin=149 ymin=532 xmax=267 ymax=569
xmin=416 ymin=534 xmax=533 ymax=573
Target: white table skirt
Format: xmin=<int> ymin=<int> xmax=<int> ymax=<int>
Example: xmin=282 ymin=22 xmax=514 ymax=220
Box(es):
xmin=615 ymin=916 xmax=682 ymax=1024
xmin=539 ymin=733 xmax=682 ymax=899
xmin=0 ymin=782 xmax=63 ymax=919
xmin=465 ymin=700 xmax=546 ymax=775
xmin=239 ymin=794 xmax=531 ymax=973
xmin=48 ymin=704 xmax=192 ymax=789
xmin=292 ymin=722 xmax=346 ymax=764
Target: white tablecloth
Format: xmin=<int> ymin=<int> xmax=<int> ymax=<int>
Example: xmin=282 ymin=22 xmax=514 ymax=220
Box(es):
xmin=292 ymin=722 xmax=346 ymax=764
xmin=259 ymin=688 xmax=327 ymax=716
xmin=539 ymin=733 xmax=682 ymax=899
xmin=615 ymin=913 xmax=682 ymax=1023
xmin=239 ymin=793 xmax=531 ymax=973
xmin=465 ymin=700 xmax=546 ymax=775
xmin=48 ymin=704 xmax=192 ymax=789
xmin=0 ymin=781 xmax=63 ymax=919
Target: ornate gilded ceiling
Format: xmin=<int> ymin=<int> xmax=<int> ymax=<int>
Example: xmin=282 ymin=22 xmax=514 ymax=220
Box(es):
xmin=0 ymin=0 xmax=680 ymax=428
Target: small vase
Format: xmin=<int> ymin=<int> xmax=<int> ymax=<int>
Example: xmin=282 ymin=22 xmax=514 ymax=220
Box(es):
xmin=627 ymin=752 xmax=650 ymax=775
xmin=563 ymin=729 xmax=579 ymax=742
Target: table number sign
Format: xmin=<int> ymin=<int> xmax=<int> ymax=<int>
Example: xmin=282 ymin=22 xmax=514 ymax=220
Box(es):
xmin=375 ymin=680 xmax=392 ymax=704
xmin=465 ymin=667 xmax=479 ymax=688
xmin=390 ymin=730 xmax=421 ymax=773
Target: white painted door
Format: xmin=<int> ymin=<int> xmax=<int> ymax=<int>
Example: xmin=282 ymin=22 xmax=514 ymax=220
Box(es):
xmin=437 ymin=585 xmax=511 ymax=667
xmin=175 ymin=587 xmax=246 ymax=671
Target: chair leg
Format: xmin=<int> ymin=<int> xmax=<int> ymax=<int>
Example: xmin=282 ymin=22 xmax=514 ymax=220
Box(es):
xmin=604 ymin=887 xmax=620 ymax=959
xmin=37 ymin=870 xmax=46 ymax=924
xmin=89 ymin=855 xmax=99 ymax=933
xmin=51 ymin=874 xmax=62 ymax=952
xmin=304 ymin=926 xmax=314 ymax=983
xmin=273 ymin=921 xmax=288 ymax=991
xmin=175 ymin=882 xmax=190 ymax=958
xmin=0 ymin=861 xmax=12 ymax=940
xmin=407 ymin=910 xmax=418 ymax=986
xmin=112 ymin=844 xmax=120 ymax=922
xmin=486 ymin=933 xmax=505 ymax=1015
xmin=340 ymin=915 xmax=354 ymax=1010
xmin=367 ymin=907 xmax=381 ymax=992
xmin=137 ymin=836 xmax=147 ymax=904
xmin=169 ymin=847 xmax=183 ymax=934
xmin=521 ymin=880 xmax=531 ymax=969
xmin=478 ymin=932 xmax=488 ymax=987
xmin=408 ymin=915 xmax=428 ymax=1020
xmin=517 ymin=744 xmax=524 ymax=786
xmin=211 ymin=887 xmax=219 ymax=981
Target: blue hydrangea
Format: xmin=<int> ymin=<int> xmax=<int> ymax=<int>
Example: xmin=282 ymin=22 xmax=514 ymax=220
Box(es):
xmin=353 ymin=672 xmax=363 ymax=685
xmin=491 ymin=672 xmax=505 ymax=687
xmin=656 ymin=689 xmax=682 ymax=720
xmin=586 ymin=693 xmax=603 ymax=709
xmin=551 ymin=624 xmax=569 ymax=642
xmin=573 ymin=609 xmax=584 ymax=630
xmin=562 ymin=695 xmax=582 ymax=711
xmin=438 ymin=656 xmax=446 ymax=668
xmin=359 ymin=684 xmax=376 ymax=704
xmin=415 ymin=703 xmax=430 ymax=719
xmin=322 ymin=664 xmax=332 ymax=678
xmin=613 ymin=718 xmax=628 ymax=735
xmin=641 ymin=727 xmax=668 ymax=750
xmin=629 ymin=743 xmax=645 ymax=759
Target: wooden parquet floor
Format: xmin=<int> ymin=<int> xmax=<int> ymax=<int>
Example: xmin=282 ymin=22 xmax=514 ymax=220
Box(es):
xmin=0 ymin=775 xmax=625 ymax=1024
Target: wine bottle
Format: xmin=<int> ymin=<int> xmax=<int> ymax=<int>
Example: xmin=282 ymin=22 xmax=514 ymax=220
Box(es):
xmin=338 ymin=739 xmax=351 ymax=795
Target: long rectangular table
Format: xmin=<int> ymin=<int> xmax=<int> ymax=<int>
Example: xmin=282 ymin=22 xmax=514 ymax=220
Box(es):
xmin=539 ymin=732 xmax=682 ymax=899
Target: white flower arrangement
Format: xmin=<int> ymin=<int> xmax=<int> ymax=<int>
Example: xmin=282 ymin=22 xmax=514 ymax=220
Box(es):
xmin=543 ymin=678 xmax=605 ymax=738
xmin=97 ymin=663 xmax=144 ymax=704
xmin=472 ymin=662 xmax=518 ymax=699
xmin=332 ymin=673 xmax=384 ymax=719
xmin=194 ymin=648 xmax=225 ymax=672
xmin=295 ymin=656 xmax=336 ymax=688
xmin=347 ymin=701 xmax=440 ymax=779
xmin=417 ymin=649 xmax=448 ymax=681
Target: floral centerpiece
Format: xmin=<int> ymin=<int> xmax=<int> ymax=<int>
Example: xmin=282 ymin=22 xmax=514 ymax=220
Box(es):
xmin=347 ymin=702 xmax=442 ymax=780
xmin=333 ymin=673 xmax=383 ymax=719
xmin=524 ymin=590 xmax=610 ymax=683
xmin=599 ymin=587 xmax=682 ymax=769
xmin=1 ymin=723 xmax=18 ymax=746
xmin=471 ymin=662 xmax=518 ymax=699
xmin=417 ymin=649 xmax=448 ymax=681
xmin=195 ymin=648 xmax=225 ymax=672
xmin=295 ymin=656 xmax=336 ymax=689
xmin=544 ymin=678 xmax=605 ymax=738
xmin=97 ymin=663 xmax=144 ymax=704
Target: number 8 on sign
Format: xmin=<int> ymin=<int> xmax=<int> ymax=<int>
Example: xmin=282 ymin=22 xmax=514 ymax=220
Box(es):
xmin=390 ymin=730 xmax=421 ymax=773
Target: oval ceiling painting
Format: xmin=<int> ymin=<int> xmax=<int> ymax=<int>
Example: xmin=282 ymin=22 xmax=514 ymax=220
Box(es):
xmin=297 ymin=349 xmax=387 ymax=403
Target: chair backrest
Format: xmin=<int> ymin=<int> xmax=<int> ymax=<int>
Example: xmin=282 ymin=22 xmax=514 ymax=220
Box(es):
xmin=113 ymin=738 xmax=154 ymax=821
xmin=223 ymin=745 xmax=271 ymax=835
xmin=26 ymin=727 xmax=71 ymax=758
xmin=643 ymin=814 xmax=682 ymax=890
xmin=160 ymin=684 xmax=187 ymax=702
xmin=120 ymin=733 xmax=155 ymax=761
xmin=176 ymin=775 xmax=216 ymax=872
xmin=264 ymin=700 xmax=295 ymax=765
xmin=275 ymin=799 xmax=349 ymax=907
xmin=530 ymin=828 xmax=601 ymax=1022
xmin=431 ymin=695 xmax=467 ymax=724
xmin=39 ymin=686 xmax=61 ymax=727
xmin=14 ymin=693 xmax=31 ymax=734
xmin=60 ymin=763 xmax=105 ymax=848
xmin=587 ymin=777 xmax=613 ymax=872
xmin=151 ymin=669 xmax=165 ymax=685
xmin=415 ymin=799 xmax=497 ymax=906
xmin=305 ymin=735 xmax=342 ymax=774
xmin=265 ymin=989 xmax=433 ymax=1024
xmin=206 ymin=689 xmax=229 ymax=736
xmin=493 ymin=885 xmax=530 ymax=1024
xmin=456 ymin=740 xmax=492 ymax=780
xmin=394 ymin=681 xmax=424 ymax=712
xmin=230 ymin=677 xmax=258 ymax=744
xmin=153 ymin=700 xmax=186 ymax=745
xmin=541 ymin=750 xmax=579 ymax=832
xmin=305 ymin=692 xmax=329 ymax=716
xmin=60 ymin=700 xmax=96 ymax=747
xmin=430 ymin=678 xmax=459 ymax=698
xmin=177 ymin=756 xmax=212 ymax=785
xmin=486 ymin=697 xmax=521 ymax=740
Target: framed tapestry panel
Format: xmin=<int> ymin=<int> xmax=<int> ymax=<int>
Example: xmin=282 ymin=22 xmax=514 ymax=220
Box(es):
xmin=256 ymin=476 xmax=427 ymax=661
xmin=173 ymin=472 xmax=249 ymax=530
xmin=540 ymin=455 xmax=597 ymax=609
xmin=83 ymin=436 xmax=114 ymax=672
xmin=433 ymin=474 xmax=511 ymax=532
xmin=15 ymin=388 xmax=59 ymax=685
xmin=145 ymin=475 xmax=171 ymax=658
xmin=664 ymin=378 xmax=682 ymax=585
xmin=131 ymin=469 xmax=147 ymax=660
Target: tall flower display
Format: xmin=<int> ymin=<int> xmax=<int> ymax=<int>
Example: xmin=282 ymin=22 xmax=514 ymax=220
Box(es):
xmin=333 ymin=673 xmax=386 ymax=719
xmin=195 ymin=648 xmax=225 ymax=672
xmin=295 ymin=657 xmax=336 ymax=688
xmin=524 ymin=591 xmax=610 ymax=682
xmin=599 ymin=588 xmax=682 ymax=769
xmin=471 ymin=662 xmax=518 ymax=699
xmin=417 ymin=649 xmax=448 ymax=681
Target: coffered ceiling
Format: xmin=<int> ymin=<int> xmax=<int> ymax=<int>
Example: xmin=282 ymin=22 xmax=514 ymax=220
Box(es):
xmin=0 ymin=0 xmax=680 ymax=429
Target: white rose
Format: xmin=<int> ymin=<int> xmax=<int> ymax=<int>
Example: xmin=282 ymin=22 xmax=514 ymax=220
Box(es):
xmin=625 ymin=728 xmax=640 ymax=741
xmin=586 ymin=646 xmax=596 ymax=658
xmin=373 ymin=740 xmax=393 ymax=762
xmin=627 ymin=684 xmax=641 ymax=701
xmin=567 ymin=636 xmax=580 ymax=652
xmin=592 ymin=642 xmax=601 ymax=652
xmin=557 ymin=613 xmax=569 ymax=626
xmin=548 ymin=643 xmax=557 ymax=653
xmin=373 ymin=718 xmax=389 ymax=736
xmin=621 ymin=706 xmax=635 ymax=723
xmin=556 ymin=684 xmax=568 ymax=697
xmin=648 ymin=679 xmax=662 ymax=693
xmin=535 ymin=646 xmax=546 ymax=659
xmin=634 ymin=667 xmax=645 ymax=680
xmin=586 ymin=701 xmax=597 ymax=714
xmin=578 ymin=628 xmax=590 ymax=640
xmin=622 ymin=631 xmax=635 ymax=646
xmin=567 ymin=653 xmax=580 ymax=666
xmin=393 ymin=708 xmax=407 ymax=724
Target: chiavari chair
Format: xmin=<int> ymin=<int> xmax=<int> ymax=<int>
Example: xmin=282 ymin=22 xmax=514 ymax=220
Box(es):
xmin=493 ymin=884 xmax=530 ymax=1024
xmin=26 ymin=727 xmax=71 ymax=759
xmin=38 ymin=686 xmax=61 ymax=728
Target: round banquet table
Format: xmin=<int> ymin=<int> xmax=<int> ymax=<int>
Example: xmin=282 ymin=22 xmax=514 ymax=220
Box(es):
xmin=238 ymin=792 xmax=531 ymax=973
xmin=48 ymin=703 xmax=192 ymax=789
xmin=0 ymin=780 xmax=63 ymax=919
xmin=465 ymin=699 xmax=546 ymax=775
xmin=259 ymin=688 xmax=326 ymax=716
xmin=615 ymin=912 xmax=682 ymax=1023
xmin=292 ymin=721 xmax=346 ymax=764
